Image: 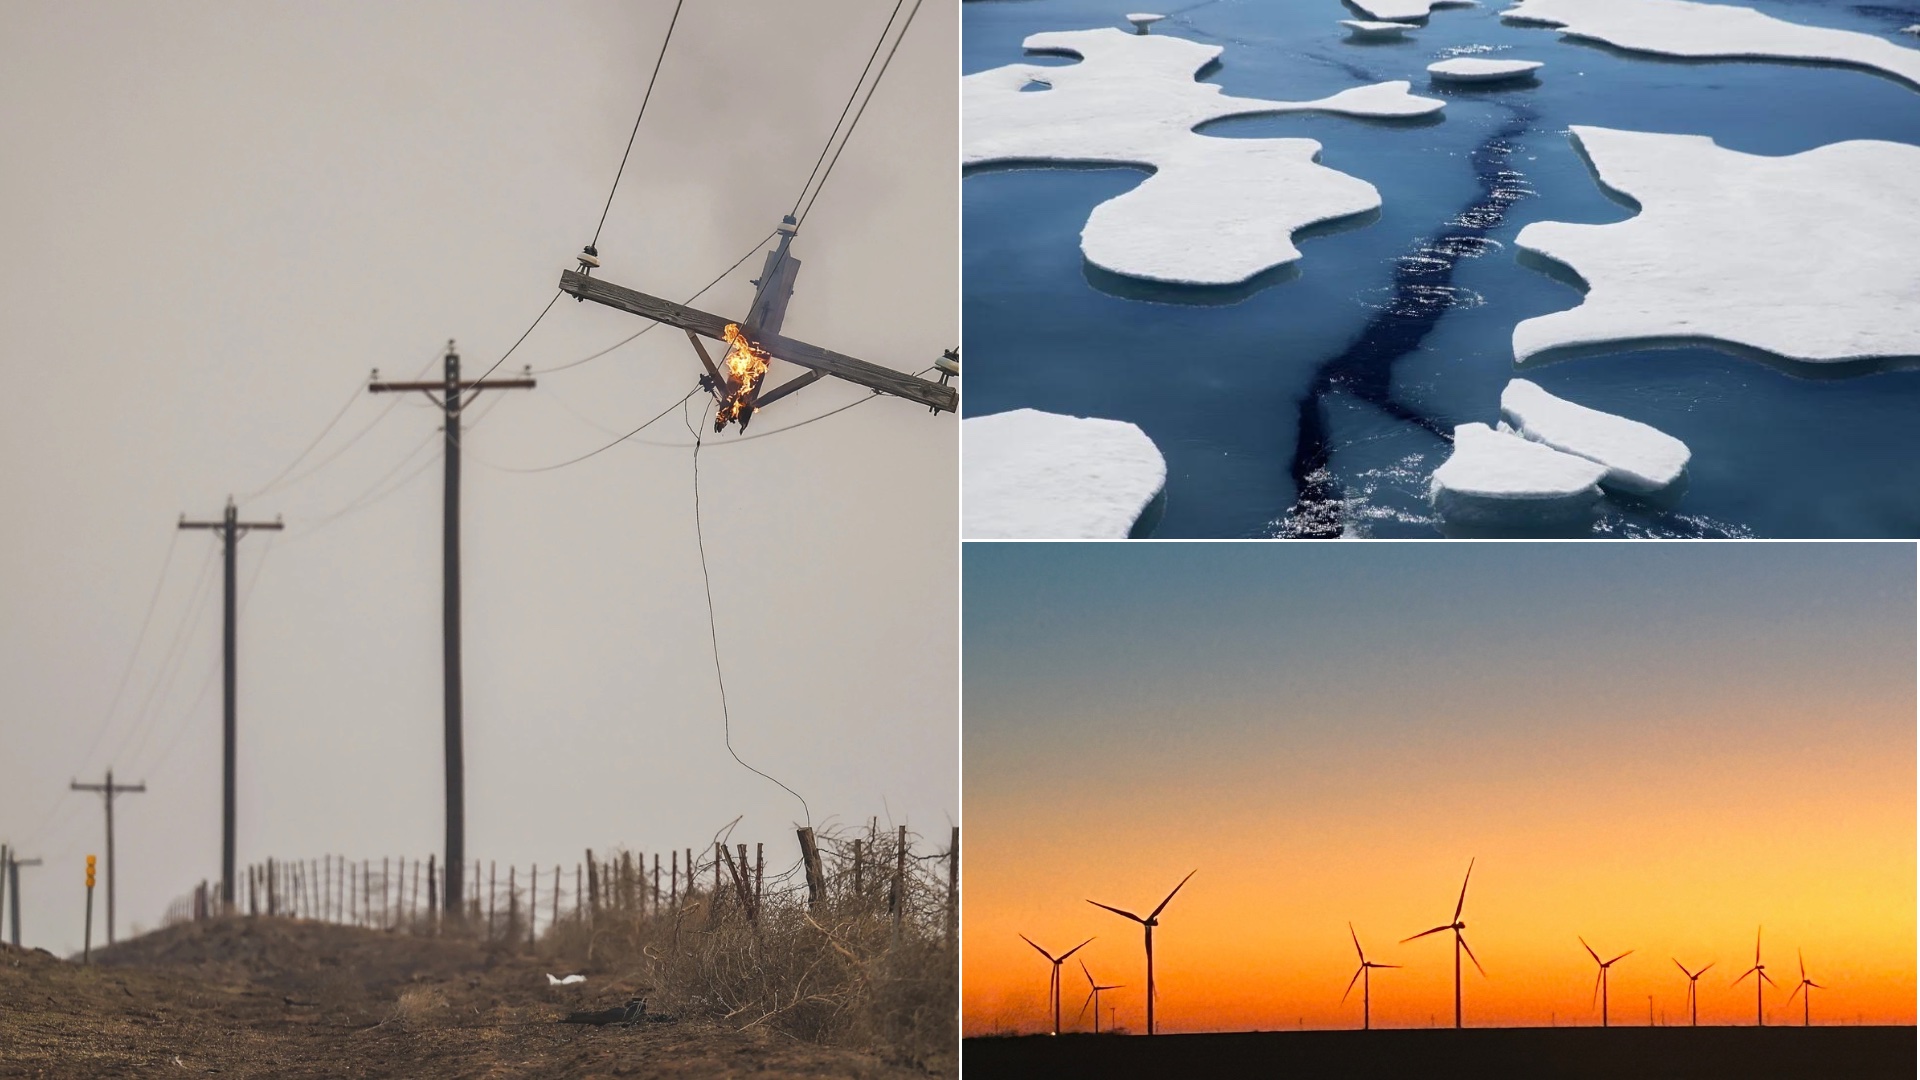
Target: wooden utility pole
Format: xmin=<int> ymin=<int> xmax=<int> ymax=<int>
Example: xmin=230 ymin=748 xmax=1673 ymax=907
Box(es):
xmin=369 ymin=342 xmax=533 ymax=915
xmin=69 ymin=770 xmax=145 ymax=944
xmin=557 ymin=216 xmax=956 ymax=427
xmin=179 ymin=497 xmax=280 ymax=908
xmin=5 ymin=849 xmax=43 ymax=946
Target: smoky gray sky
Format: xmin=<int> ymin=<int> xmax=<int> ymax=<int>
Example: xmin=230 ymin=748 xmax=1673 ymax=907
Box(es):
xmin=0 ymin=1 xmax=956 ymax=955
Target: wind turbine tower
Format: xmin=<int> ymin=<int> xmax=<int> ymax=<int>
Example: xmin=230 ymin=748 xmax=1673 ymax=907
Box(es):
xmin=1580 ymin=937 xmax=1633 ymax=1028
xmin=1784 ymin=949 xmax=1824 ymax=1028
xmin=1077 ymin=959 xmax=1124 ymax=1034
xmin=1343 ymin=923 xmax=1401 ymax=1031
xmin=1673 ymin=959 xmax=1714 ymax=1027
xmin=1731 ymin=927 xmax=1778 ymax=1026
xmin=1401 ymin=859 xmax=1485 ymax=1029
xmin=1088 ymin=870 xmax=1196 ymax=1036
xmin=1019 ymin=934 xmax=1092 ymax=1036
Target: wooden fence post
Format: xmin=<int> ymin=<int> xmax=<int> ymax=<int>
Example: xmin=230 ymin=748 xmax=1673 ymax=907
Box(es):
xmin=575 ymin=863 xmax=583 ymax=922
xmin=267 ymin=857 xmax=277 ymax=917
xmin=428 ymin=854 xmax=438 ymax=931
xmin=754 ymin=843 xmax=764 ymax=918
xmin=621 ymin=852 xmax=634 ymax=915
xmin=853 ymin=839 xmax=864 ymax=901
xmin=487 ymin=861 xmax=496 ymax=940
xmin=890 ymin=826 xmax=907 ymax=938
xmin=652 ymin=853 xmax=661 ymax=912
xmin=948 ymin=827 xmax=959 ymax=951
xmin=552 ymin=863 xmax=561 ymax=935
xmin=669 ymin=850 xmax=678 ymax=910
xmin=586 ymin=850 xmax=599 ymax=923
xmin=797 ymin=828 xmax=827 ymax=911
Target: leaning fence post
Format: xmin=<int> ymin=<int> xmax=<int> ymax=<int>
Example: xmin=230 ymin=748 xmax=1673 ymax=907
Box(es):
xmin=948 ymin=827 xmax=959 ymax=951
xmin=797 ymin=828 xmax=826 ymax=912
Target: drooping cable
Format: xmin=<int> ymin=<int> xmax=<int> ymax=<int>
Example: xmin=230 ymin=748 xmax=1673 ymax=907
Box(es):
xmin=797 ymin=0 xmax=926 ymax=226
xmin=790 ymin=0 xmax=908 ymax=219
xmin=591 ymin=0 xmax=687 ymax=249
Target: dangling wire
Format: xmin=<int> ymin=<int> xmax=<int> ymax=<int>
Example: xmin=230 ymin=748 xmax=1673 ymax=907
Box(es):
xmin=592 ymin=0 xmax=687 ymax=249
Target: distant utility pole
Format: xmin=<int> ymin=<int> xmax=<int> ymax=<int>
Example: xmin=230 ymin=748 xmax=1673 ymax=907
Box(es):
xmin=4 ymin=847 xmax=44 ymax=946
xmin=180 ymin=497 xmax=281 ymax=909
xmin=69 ymin=769 xmax=145 ymax=943
xmin=369 ymin=341 xmax=533 ymax=914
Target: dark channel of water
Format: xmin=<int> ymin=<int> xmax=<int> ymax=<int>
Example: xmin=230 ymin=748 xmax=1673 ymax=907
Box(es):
xmin=1281 ymin=106 xmax=1535 ymax=538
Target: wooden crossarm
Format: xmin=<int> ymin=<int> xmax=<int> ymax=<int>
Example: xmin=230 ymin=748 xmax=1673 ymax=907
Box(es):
xmin=559 ymin=270 xmax=956 ymax=413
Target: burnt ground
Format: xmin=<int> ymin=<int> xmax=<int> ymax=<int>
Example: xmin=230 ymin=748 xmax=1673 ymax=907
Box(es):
xmin=965 ymin=1026 xmax=1918 ymax=1080
xmin=0 ymin=919 xmax=932 ymax=1078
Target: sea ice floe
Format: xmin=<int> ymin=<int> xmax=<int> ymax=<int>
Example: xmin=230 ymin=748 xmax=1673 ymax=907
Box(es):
xmin=1349 ymin=0 xmax=1477 ymax=22
xmin=1427 ymin=57 xmax=1545 ymax=81
xmin=1513 ymin=126 xmax=1920 ymax=369
xmin=1127 ymin=13 xmax=1165 ymax=33
xmin=1429 ymin=422 xmax=1606 ymax=527
xmin=1499 ymin=379 xmax=1689 ymax=495
xmin=1504 ymin=0 xmax=1920 ymax=91
xmin=964 ymin=28 xmax=1444 ymax=284
xmin=963 ymin=408 xmax=1167 ymax=539
xmin=1341 ymin=19 xmax=1417 ymax=39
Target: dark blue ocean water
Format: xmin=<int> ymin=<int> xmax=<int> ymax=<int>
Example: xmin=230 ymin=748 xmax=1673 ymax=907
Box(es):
xmin=963 ymin=0 xmax=1920 ymax=537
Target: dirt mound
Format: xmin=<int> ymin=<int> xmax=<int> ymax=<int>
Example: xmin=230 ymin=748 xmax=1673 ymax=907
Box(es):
xmin=2 ymin=917 xmax=931 ymax=1078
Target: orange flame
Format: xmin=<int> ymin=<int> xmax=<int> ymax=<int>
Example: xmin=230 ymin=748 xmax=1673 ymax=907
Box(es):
xmin=714 ymin=323 xmax=770 ymax=430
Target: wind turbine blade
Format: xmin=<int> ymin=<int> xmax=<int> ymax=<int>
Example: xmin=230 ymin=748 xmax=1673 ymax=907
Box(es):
xmin=1460 ymin=933 xmax=1487 ymax=977
xmin=1673 ymin=958 xmax=1690 ymax=978
xmin=1798 ymin=949 xmax=1806 ymax=982
xmin=1081 ymin=959 xmax=1095 ymax=989
xmin=1343 ymin=965 xmax=1364 ymax=1003
xmin=1608 ymin=950 xmax=1633 ymax=965
xmin=1580 ymin=937 xmax=1602 ymax=964
xmin=1374 ymin=963 xmax=1402 ymax=969
xmin=1698 ymin=962 xmax=1713 ymax=978
xmin=1078 ymin=988 xmax=1095 ymax=1022
xmin=1020 ymin=934 xmax=1057 ymax=962
xmin=1402 ymin=925 xmax=1452 ymax=943
xmin=1350 ymin=921 xmax=1364 ymax=962
xmin=1453 ymin=857 xmax=1476 ymax=923
xmin=1087 ymin=899 xmax=1146 ymax=924
xmin=1059 ymin=937 xmax=1095 ymax=962
xmin=1149 ymin=869 xmax=1198 ymax=920
xmin=1786 ymin=981 xmax=1803 ymax=1004
xmin=1732 ymin=966 xmax=1755 ymax=987
xmin=1807 ymin=980 xmax=1823 ymax=990
xmin=1755 ymin=926 xmax=1762 ymax=964
xmin=1591 ymin=968 xmax=1603 ymax=1008
xmin=1761 ymin=970 xmax=1778 ymax=988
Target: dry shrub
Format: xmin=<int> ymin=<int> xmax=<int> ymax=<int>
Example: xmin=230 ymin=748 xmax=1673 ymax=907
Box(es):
xmin=541 ymin=824 xmax=957 ymax=1074
xmin=389 ymin=986 xmax=448 ymax=1028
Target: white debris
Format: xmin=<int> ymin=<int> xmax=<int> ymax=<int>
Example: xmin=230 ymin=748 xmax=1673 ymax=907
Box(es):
xmin=1341 ymin=19 xmax=1416 ymax=38
xmin=1428 ymin=57 xmax=1544 ymax=81
xmin=963 ymin=409 xmax=1167 ymax=539
xmin=547 ymin=974 xmax=586 ymax=986
xmin=1349 ymin=0 xmax=1477 ymax=22
xmin=1514 ymin=127 xmax=1920 ymax=368
xmin=1504 ymin=0 xmax=1920 ymax=90
xmin=1905 ymin=25 xmax=1920 ymax=37
xmin=964 ymin=29 xmax=1441 ymax=283
xmin=1499 ymin=379 xmax=1689 ymax=495
xmin=1430 ymin=422 xmax=1607 ymax=527
xmin=1127 ymin=13 xmax=1165 ymax=32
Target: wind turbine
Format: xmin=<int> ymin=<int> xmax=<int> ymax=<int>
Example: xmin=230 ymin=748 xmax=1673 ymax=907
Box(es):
xmin=1401 ymin=858 xmax=1485 ymax=1029
xmin=1731 ymin=927 xmax=1777 ymax=1026
xmin=1076 ymin=959 xmax=1124 ymax=1034
xmin=1784 ymin=949 xmax=1824 ymax=1027
xmin=1580 ymin=937 xmax=1632 ymax=1027
xmin=1019 ymin=934 xmax=1093 ymax=1036
xmin=1088 ymin=870 xmax=1196 ymax=1036
xmin=1672 ymin=959 xmax=1713 ymax=1027
xmin=1343 ymin=923 xmax=1400 ymax=1030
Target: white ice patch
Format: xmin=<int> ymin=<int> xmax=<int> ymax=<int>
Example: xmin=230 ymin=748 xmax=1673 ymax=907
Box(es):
xmin=1342 ymin=19 xmax=1417 ymax=38
xmin=1499 ymin=379 xmax=1689 ymax=495
xmin=1127 ymin=13 xmax=1166 ymax=31
xmin=1514 ymin=127 xmax=1920 ymax=368
xmin=963 ymin=408 xmax=1167 ymax=539
xmin=1428 ymin=57 xmax=1544 ymax=81
xmin=1349 ymin=0 xmax=1478 ymax=22
xmin=1504 ymin=0 xmax=1920 ymax=90
xmin=963 ymin=28 xmax=1444 ymax=284
xmin=1430 ymin=422 xmax=1606 ymax=527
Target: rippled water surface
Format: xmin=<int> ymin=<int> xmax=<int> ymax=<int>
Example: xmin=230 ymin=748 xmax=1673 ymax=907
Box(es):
xmin=963 ymin=0 xmax=1920 ymax=537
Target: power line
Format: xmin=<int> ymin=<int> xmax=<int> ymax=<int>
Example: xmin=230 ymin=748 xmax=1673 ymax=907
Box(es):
xmin=684 ymin=396 xmax=811 ymax=827
xmin=591 ymin=0 xmax=687 ymax=249
xmin=461 ymin=290 xmax=562 ymax=398
xmin=470 ymin=386 xmax=700 ymax=473
xmin=798 ymin=0 xmax=926 ymax=226
xmin=790 ymin=0 xmax=909 ymax=218
xmin=67 ymin=530 xmax=183 ymax=780
xmin=237 ymin=381 xmax=363 ymax=501
xmin=529 ymin=228 xmax=778 ymax=375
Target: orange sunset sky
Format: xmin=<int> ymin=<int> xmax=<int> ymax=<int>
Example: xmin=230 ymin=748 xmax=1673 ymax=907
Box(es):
xmin=962 ymin=544 xmax=1916 ymax=1035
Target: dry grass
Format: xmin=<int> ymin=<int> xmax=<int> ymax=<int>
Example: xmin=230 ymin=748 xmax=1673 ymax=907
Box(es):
xmin=536 ymin=824 xmax=957 ymax=1074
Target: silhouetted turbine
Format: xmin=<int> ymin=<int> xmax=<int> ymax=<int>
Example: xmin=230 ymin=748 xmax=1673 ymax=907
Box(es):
xmin=1019 ymin=933 xmax=1092 ymax=1036
xmin=1673 ymin=959 xmax=1713 ymax=1027
xmin=1580 ymin=937 xmax=1632 ymax=1028
xmin=1088 ymin=870 xmax=1196 ymax=1036
xmin=1077 ymin=959 xmax=1124 ymax=1034
xmin=1401 ymin=858 xmax=1485 ymax=1029
xmin=1343 ymin=922 xmax=1401 ymax=1031
xmin=1731 ymin=926 xmax=1777 ymax=1026
xmin=1784 ymin=949 xmax=1824 ymax=1028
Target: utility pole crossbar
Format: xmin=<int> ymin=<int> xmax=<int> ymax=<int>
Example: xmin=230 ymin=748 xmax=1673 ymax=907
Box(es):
xmin=557 ymin=270 xmax=957 ymax=414
xmin=368 ymin=341 xmax=534 ymax=915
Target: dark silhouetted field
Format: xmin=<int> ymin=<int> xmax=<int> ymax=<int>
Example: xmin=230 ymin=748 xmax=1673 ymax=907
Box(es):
xmin=964 ymin=1025 xmax=1916 ymax=1079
